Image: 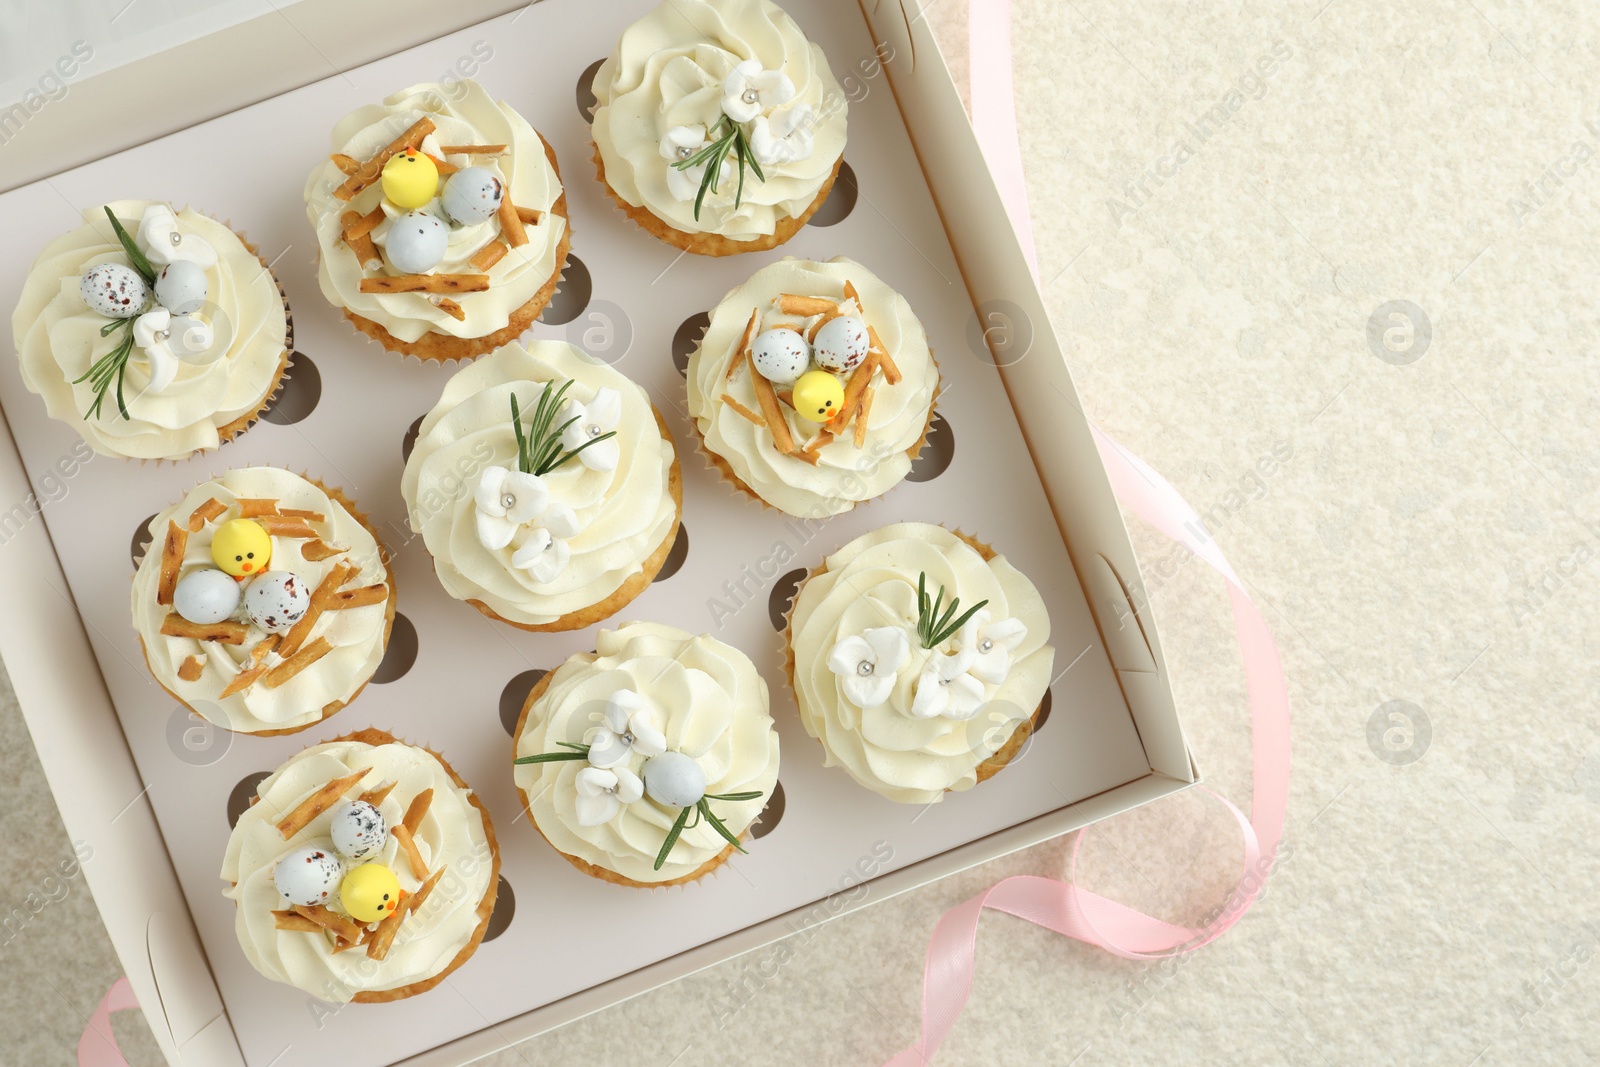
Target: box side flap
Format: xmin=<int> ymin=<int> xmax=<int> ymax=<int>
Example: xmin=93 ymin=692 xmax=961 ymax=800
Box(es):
xmin=0 ymin=404 xmax=242 ymax=1066
xmin=855 ymin=0 xmax=1193 ymax=783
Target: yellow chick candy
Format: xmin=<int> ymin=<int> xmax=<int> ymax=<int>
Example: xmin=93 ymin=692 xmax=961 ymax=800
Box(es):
xmin=792 ymin=370 xmax=845 ymax=423
xmin=210 ymin=519 xmax=272 ymax=578
xmin=339 ymin=863 xmax=403 ymax=924
xmin=381 ymin=148 xmax=439 ymax=209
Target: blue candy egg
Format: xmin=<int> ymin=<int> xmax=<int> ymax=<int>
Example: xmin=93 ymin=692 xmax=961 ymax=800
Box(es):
xmin=383 ymin=211 xmax=449 ymax=274
xmin=440 ymin=167 xmax=504 ymax=226
xmin=79 ymin=263 xmax=147 ymax=318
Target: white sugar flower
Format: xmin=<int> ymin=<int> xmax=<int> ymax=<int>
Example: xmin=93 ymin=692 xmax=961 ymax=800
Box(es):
xmin=910 ymin=647 xmax=985 ymax=720
xmin=722 ymin=59 xmax=795 ymax=123
xmin=135 ymin=204 xmax=216 ymax=268
xmin=573 ymin=764 xmax=644 ymax=826
xmin=750 ymin=104 xmax=816 ymax=166
xmin=827 ymin=627 xmax=911 ymax=708
xmin=130 ymin=308 xmax=179 ymax=394
xmin=954 ymin=609 xmax=1028 ymax=684
xmin=585 ymin=689 xmax=667 ymax=768
xmin=556 ymin=386 xmax=622 ymax=472
xmin=473 ymin=466 xmax=550 ymax=550
xmin=660 ymin=125 xmax=732 ymax=202
xmin=510 ymin=526 xmax=571 ymax=583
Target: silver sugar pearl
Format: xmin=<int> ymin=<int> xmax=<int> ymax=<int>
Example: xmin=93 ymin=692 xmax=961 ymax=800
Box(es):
xmin=587 ymin=424 xmax=603 ymax=438
xmin=500 ymin=493 xmax=515 ymax=509
xmin=979 ymin=639 xmax=993 ymax=653
xmin=742 ymin=88 xmax=759 ymax=104
xmin=676 ymin=145 xmax=694 ymax=159
xmin=169 ymin=231 xmax=182 ymax=246
xmin=857 ymin=661 xmax=874 ymax=676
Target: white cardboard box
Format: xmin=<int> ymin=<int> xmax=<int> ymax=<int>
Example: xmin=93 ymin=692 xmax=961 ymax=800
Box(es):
xmin=0 ymin=2 xmax=1194 ymax=1064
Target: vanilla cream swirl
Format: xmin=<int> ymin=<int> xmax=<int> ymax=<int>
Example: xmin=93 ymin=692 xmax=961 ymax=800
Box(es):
xmin=515 ymin=623 xmax=778 ymax=884
xmin=689 ymin=258 xmax=937 ymax=517
xmin=402 ymin=342 xmax=677 ymax=627
xmin=789 ymin=523 xmax=1054 ymax=803
xmin=12 ymin=199 xmax=287 ymax=459
xmin=221 ymin=737 xmax=494 ymax=1002
xmin=130 ymin=468 xmax=390 ymax=734
xmin=304 ymin=80 xmax=566 ymax=342
xmin=592 ymin=0 xmax=847 ymax=240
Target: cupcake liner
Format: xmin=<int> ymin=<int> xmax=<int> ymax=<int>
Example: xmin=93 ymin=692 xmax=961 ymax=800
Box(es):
xmin=230 ymin=727 xmax=500 ymax=1003
xmin=340 ymin=132 xmax=572 ymax=363
xmin=134 ymin=468 xmax=397 ymax=737
xmin=591 ymin=140 xmax=842 ymax=257
xmin=511 ymin=668 xmax=747 ymax=888
xmin=461 ymin=404 xmax=683 ymax=632
xmin=781 ymin=524 xmax=1041 ymax=796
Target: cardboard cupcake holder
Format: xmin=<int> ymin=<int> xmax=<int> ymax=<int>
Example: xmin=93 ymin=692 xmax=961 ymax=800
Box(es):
xmin=0 ymin=2 xmax=1195 ymax=1064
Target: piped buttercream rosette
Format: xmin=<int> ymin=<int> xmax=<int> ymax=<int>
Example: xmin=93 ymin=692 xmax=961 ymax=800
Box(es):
xmin=220 ymin=729 xmax=498 ymax=1003
xmin=12 ymin=199 xmax=290 ymax=459
xmin=513 ymin=623 xmax=779 ymax=887
xmin=401 ymin=341 xmax=680 ymax=630
xmin=591 ymin=0 xmax=848 ymax=252
xmin=787 ymin=522 xmax=1055 ymax=804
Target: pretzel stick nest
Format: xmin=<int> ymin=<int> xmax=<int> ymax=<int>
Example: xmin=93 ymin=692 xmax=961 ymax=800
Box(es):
xmin=391 ymin=824 xmax=429 ymax=880
xmin=498 ymin=196 xmax=528 ymax=247
xmin=161 ymin=614 xmax=247 ymax=644
xmin=358 ymin=274 xmax=490 ymax=294
xmin=275 ymin=767 xmax=370 ymax=838
xmin=187 ymin=498 xmax=226 ymax=530
xmin=335 ymin=117 xmax=435 ymax=201
xmin=156 ymin=521 xmax=187 ymax=605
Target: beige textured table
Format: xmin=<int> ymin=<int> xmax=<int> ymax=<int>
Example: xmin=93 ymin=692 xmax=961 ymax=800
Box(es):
xmin=5 ymin=2 xmax=1597 ymax=1063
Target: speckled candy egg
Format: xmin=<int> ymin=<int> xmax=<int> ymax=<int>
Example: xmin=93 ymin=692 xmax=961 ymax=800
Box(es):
xmin=811 ymin=315 xmax=870 ymax=373
xmin=384 ymin=211 xmax=449 ymax=274
xmin=642 ymin=751 xmax=707 ymax=808
xmin=440 ymin=167 xmax=504 ymax=225
xmin=328 ymin=800 xmax=387 ymax=863
xmin=79 ymin=263 xmax=147 ymax=318
xmin=243 ymin=571 xmax=310 ymax=635
xmin=154 ymin=260 xmax=208 ymax=315
xmin=750 ymin=328 xmax=810 ymax=384
xmin=172 ymin=567 xmax=241 ymax=625
xmin=273 ymin=845 xmax=345 ymax=907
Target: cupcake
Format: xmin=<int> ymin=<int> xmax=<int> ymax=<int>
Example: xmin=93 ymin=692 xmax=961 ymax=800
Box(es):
xmin=687 ymin=257 xmax=938 ymax=516
xmin=11 ymin=199 xmax=291 ymax=460
xmin=304 ymin=80 xmax=570 ymax=360
xmin=513 ymin=623 xmax=778 ymax=887
xmin=401 ymin=341 xmax=681 ymax=631
xmin=221 ymin=728 xmax=499 ymax=1003
xmin=131 ymin=467 xmax=395 ymax=735
xmin=785 ymin=523 xmax=1054 ymax=804
xmin=591 ymin=0 xmax=848 ymax=255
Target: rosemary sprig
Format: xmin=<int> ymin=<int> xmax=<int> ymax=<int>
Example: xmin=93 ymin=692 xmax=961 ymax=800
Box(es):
xmin=671 ymin=115 xmax=763 ymax=220
xmin=513 ymin=741 xmax=592 ymax=765
xmin=697 ymin=798 xmax=747 ymax=854
xmin=915 ymin=571 xmax=989 ymax=650
xmin=103 ymin=205 xmax=157 ymax=285
xmin=654 ymin=805 xmax=693 ymax=870
xmin=508 ymin=381 xmax=616 ymax=477
xmin=73 ymin=318 xmax=138 ymax=420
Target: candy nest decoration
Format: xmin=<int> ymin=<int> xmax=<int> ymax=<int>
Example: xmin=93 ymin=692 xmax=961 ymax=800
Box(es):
xmin=688 ymin=257 xmax=940 ymax=516
xmin=133 ymin=469 xmax=395 ymax=735
xmin=222 ymin=730 xmax=499 ymax=1002
xmin=512 ymin=623 xmax=778 ymax=887
xmin=305 ymin=81 xmax=571 ymax=361
xmin=400 ymin=342 xmax=682 ymax=631
xmin=590 ymin=0 xmax=848 ymax=255
xmin=785 ymin=523 xmax=1056 ymax=804
xmin=12 ymin=199 xmax=291 ymax=458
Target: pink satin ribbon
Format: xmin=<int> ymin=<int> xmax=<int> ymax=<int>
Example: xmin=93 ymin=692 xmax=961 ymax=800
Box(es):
xmin=882 ymin=5 xmax=1292 ymax=1063
xmin=78 ymin=977 xmax=138 ymax=1067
